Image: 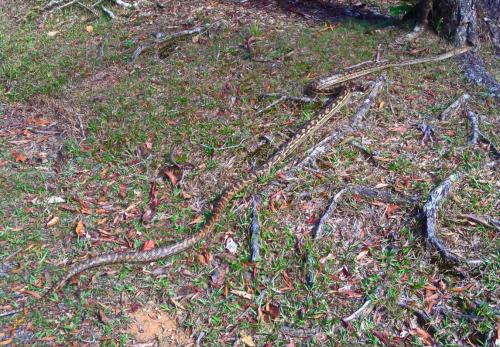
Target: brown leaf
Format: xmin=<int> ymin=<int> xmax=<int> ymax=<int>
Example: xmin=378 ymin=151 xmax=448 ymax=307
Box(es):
xmin=98 ymin=309 xmax=110 ymax=323
xmin=75 ymin=220 xmax=86 ymax=237
xmin=240 ymin=334 xmax=255 ymax=347
xmin=11 ymin=151 xmax=27 ymax=162
xmin=142 ymin=240 xmax=155 ymax=251
xmin=21 ymin=289 xmax=42 ymax=299
xmin=86 ymin=25 xmax=93 ymax=33
xmin=412 ymin=327 xmax=433 ymax=346
xmin=372 ymin=331 xmax=389 ymax=345
xmin=163 ymin=168 xmax=177 ymax=186
xmin=189 ymin=215 xmax=203 ymax=225
xmin=119 ymin=183 xmax=128 ymax=198
xmin=196 ymin=250 xmax=212 ymax=266
xmin=246 ymin=35 xmax=256 ymax=48
xmin=385 ymin=204 xmax=400 ymax=217
xmin=32 ymin=117 xmax=51 ymax=126
xmin=181 ymin=191 xmax=192 ymax=199
xmin=211 ymin=264 xmax=229 ymax=288
xmin=142 ymin=181 xmax=159 ymax=224
xmin=388 ymin=125 xmax=409 ymax=134
xmin=0 ymin=338 xmax=13 ymax=346
xmin=338 ymin=286 xmax=363 ymax=298
xmin=46 ymin=216 xmax=60 ymax=228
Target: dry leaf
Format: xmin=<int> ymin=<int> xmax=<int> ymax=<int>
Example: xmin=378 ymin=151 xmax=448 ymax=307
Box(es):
xmin=11 ymin=151 xmax=27 ymax=162
xmin=412 ymin=327 xmax=433 ymax=346
xmin=189 ymin=215 xmax=203 ymax=225
xmin=388 ymin=125 xmax=409 ymax=134
xmin=225 ymin=237 xmax=238 ymax=254
xmin=46 ymin=216 xmax=60 ymax=228
xmin=33 ymin=117 xmax=50 ymax=126
xmin=163 ymin=167 xmax=178 ymax=186
xmin=98 ymin=309 xmax=110 ymax=323
xmin=356 ymin=250 xmax=369 ymax=261
xmin=47 ymin=31 xmax=59 ymax=37
xmin=119 ymin=183 xmax=128 ymax=198
xmin=75 ymin=220 xmax=86 ymax=237
xmin=378 ymin=101 xmax=385 ymax=109
xmin=230 ymin=290 xmax=253 ymax=300
xmin=240 ymin=334 xmax=255 ymax=347
xmin=211 ymin=264 xmax=229 ymax=288
xmin=142 ymin=240 xmax=155 ymax=251
xmin=21 ymin=290 xmax=42 ymax=299
xmin=86 ymin=25 xmax=93 ymax=33
xmin=181 ymin=191 xmax=192 ymax=199
xmin=192 ymin=34 xmax=200 ymax=43
xmin=385 ymin=204 xmax=400 ymax=217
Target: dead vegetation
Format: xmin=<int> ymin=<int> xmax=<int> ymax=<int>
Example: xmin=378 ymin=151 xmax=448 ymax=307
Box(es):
xmin=0 ymin=0 xmax=498 ymax=346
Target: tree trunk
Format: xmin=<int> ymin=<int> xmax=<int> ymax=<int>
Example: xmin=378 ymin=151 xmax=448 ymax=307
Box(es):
xmin=421 ymin=0 xmax=479 ymax=46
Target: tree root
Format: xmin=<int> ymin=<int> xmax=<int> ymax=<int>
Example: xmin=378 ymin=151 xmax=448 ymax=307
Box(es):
xmin=306 ymin=185 xmax=415 ymax=285
xmin=422 ymin=172 xmax=464 ymax=263
xmin=439 ymin=94 xmax=470 ymax=121
xmin=297 ymin=74 xmax=385 ymax=171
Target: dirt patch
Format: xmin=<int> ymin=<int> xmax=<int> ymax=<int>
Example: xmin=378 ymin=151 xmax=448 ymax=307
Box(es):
xmin=126 ymin=303 xmax=194 ymax=346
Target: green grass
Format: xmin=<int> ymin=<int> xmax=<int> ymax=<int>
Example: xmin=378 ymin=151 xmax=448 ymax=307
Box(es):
xmin=1 ymin=1 xmax=499 ymax=346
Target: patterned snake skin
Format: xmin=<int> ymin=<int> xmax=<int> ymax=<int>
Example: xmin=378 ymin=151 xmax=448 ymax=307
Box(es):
xmin=0 ymin=47 xmax=469 ymax=317
xmin=0 ymin=89 xmax=351 ymax=317
xmin=309 ymin=47 xmax=470 ymax=93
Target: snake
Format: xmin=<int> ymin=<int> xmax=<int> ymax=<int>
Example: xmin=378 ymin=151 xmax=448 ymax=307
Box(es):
xmin=0 ymin=47 xmax=469 ymax=318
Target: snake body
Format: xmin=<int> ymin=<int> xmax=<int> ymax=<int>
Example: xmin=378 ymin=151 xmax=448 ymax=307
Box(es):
xmin=0 ymin=89 xmax=351 ymax=317
xmin=0 ymin=47 xmax=469 ymax=318
xmin=309 ymin=47 xmax=470 ymax=93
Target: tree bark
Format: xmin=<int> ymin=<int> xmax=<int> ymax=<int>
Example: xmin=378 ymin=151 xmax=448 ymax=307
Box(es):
xmin=422 ymin=0 xmax=479 ymax=46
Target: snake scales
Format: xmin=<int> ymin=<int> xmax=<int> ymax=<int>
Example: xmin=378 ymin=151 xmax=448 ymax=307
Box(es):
xmin=0 ymin=47 xmax=468 ymax=318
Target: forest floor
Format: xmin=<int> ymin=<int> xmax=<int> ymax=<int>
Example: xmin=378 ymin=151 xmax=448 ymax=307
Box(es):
xmin=0 ymin=0 xmax=498 ymax=346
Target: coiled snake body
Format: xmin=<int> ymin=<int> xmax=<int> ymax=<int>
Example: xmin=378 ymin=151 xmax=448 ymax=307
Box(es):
xmin=0 ymin=47 xmax=468 ymax=317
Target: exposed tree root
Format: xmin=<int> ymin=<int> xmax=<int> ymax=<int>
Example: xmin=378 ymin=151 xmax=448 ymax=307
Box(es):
xmin=422 ymin=172 xmax=464 ymax=263
xmin=458 ymin=51 xmax=500 ymax=98
xmin=439 ymin=94 xmax=470 ymax=121
xmin=306 ymin=184 xmax=415 ymax=285
xmin=466 ymin=111 xmax=479 ymax=145
xmin=297 ymin=75 xmax=386 ymax=171
xmin=342 ymin=297 xmax=375 ymax=323
xmin=249 ymin=196 xmax=261 ymax=262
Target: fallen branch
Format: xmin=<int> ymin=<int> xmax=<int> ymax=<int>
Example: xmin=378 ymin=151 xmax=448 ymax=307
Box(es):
xmin=343 ymin=297 xmax=374 ymax=322
xmin=466 ymin=111 xmax=479 ymax=145
xmin=249 ymin=197 xmax=261 ymax=262
xmin=422 ymin=172 xmax=464 ymax=263
xmin=439 ymin=94 xmax=470 ymax=121
xmin=113 ymin=0 xmax=133 ymax=8
xmin=312 ymin=188 xmax=347 ymax=240
xmin=101 ymin=5 xmax=116 ymax=19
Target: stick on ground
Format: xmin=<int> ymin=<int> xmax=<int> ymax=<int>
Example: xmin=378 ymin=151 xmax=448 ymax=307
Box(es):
xmin=440 ymin=94 xmax=470 ymax=121
xmin=422 ymin=172 xmax=464 ymax=263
